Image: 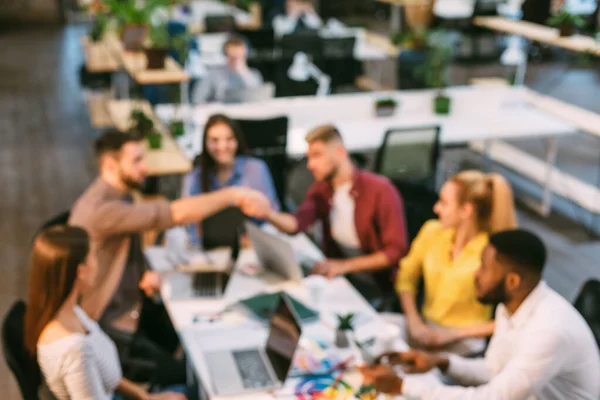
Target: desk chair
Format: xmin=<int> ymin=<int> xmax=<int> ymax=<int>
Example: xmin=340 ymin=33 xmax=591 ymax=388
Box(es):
xmin=574 ymin=279 xmax=600 ymax=349
xmin=234 ymin=116 xmax=289 ymax=210
xmin=224 ymin=82 xmax=276 ymax=103
xmin=375 ymin=125 xmax=441 ymax=189
xmin=204 ymin=15 xmax=236 ymax=33
xmin=237 ymin=28 xmax=276 ymax=54
xmin=2 ymin=301 xmax=40 ymax=400
xmin=279 ymin=32 xmax=324 ymax=59
xmin=375 ymin=126 xmax=441 ymax=243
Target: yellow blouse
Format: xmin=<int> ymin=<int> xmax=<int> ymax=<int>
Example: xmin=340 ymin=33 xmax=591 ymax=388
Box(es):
xmin=395 ymin=220 xmax=493 ymax=328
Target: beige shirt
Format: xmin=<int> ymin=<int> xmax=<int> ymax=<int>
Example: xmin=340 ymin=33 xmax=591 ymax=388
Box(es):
xmin=69 ymin=178 xmax=175 ymax=323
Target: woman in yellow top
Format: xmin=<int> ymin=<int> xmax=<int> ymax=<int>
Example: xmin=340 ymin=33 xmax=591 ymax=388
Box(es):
xmin=394 ymin=170 xmax=517 ymax=355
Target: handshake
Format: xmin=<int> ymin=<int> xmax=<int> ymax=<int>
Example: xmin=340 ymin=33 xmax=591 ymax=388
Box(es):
xmin=232 ymin=188 xmax=273 ymax=219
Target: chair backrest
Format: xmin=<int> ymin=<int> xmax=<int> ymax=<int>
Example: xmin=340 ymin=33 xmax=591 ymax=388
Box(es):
xmin=374 ymin=125 xmax=441 ymax=186
xmin=236 ymin=28 xmax=276 ymax=52
xmin=224 ymin=82 xmax=276 ymax=104
xmin=234 ymin=116 xmax=289 ymax=209
xmin=574 ymin=279 xmax=600 ymax=349
xmin=204 ymin=14 xmax=236 ymax=33
xmin=279 ymin=32 xmax=324 ymax=58
xmin=322 ymin=36 xmax=356 ymax=58
xmin=391 ymin=180 xmax=438 ymax=243
xmin=2 ymin=301 xmax=40 ymax=400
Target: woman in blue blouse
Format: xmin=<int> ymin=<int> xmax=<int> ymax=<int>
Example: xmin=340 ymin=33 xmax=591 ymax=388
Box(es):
xmin=182 ymin=114 xmax=281 ymax=246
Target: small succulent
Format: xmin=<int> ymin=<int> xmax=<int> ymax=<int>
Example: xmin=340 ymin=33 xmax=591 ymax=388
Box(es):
xmin=547 ymin=9 xmax=587 ymax=29
xmin=337 ymin=313 xmax=356 ymax=331
xmin=375 ymin=98 xmax=397 ymax=107
xmin=129 ymin=108 xmax=155 ymax=137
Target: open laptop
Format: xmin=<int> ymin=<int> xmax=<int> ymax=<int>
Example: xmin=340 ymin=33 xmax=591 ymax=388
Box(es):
xmin=245 ymin=222 xmax=324 ymax=282
xmin=204 ymin=295 xmax=302 ymax=395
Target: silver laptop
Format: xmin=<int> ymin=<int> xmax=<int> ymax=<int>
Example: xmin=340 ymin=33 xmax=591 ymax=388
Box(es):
xmin=204 ymin=295 xmax=302 ymax=395
xmin=245 ymin=222 xmax=323 ymax=282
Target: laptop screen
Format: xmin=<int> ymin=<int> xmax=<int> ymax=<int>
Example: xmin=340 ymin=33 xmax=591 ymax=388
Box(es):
xmin=265 ymin=295 xmax=302 ymax=382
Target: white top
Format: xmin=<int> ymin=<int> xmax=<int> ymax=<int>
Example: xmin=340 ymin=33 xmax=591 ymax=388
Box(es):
xmin=404 ymin=281 xmax=600 ymax=400
xmin=272 ymin=12 xmax=323 ymax=37
xmin=330 ymin=182 xmax=361 ymax=250
xmin=38 ymin=307 xmax=122 ymax=400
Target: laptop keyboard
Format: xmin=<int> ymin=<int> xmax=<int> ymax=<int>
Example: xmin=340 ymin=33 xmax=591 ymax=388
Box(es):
xmin=192 ymin=273 xmax=217 ymax=297
xmin=232 ymin=349 xmax=275 ymax=389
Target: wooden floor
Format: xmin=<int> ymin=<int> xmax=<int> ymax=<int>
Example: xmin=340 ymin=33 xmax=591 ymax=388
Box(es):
xmin=1 ymin=23 xmax=600 ymax=398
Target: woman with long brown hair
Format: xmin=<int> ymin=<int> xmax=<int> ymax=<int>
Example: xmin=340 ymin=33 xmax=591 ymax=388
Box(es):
xmin=182 ymin=113 xmax=280 ymax=246
xmin=391 ymin=170 xmax=518 ymax=355
xmin=25 ymin=226 xmax=185 ymax=400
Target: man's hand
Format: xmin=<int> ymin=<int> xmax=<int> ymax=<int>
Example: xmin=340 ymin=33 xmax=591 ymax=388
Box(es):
xmin=398 ymin=349 xmax=445 ymax=374
xmin=359 ymin=365 xmax=403 ymax=395
xmin=234 ymin=188 xmax=271 ymax=219
xmin=311 ymin=259 xmax=350 ymax=279
xmin=139 ymin=271 xmax=162 ymax=297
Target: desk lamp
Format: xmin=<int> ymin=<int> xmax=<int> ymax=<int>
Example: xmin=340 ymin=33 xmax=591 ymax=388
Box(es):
xmin=287 ymin=52 xmax=331 ymax=97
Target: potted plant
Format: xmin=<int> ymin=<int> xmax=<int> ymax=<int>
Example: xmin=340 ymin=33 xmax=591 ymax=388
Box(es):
xmin=416 ymin=30 xmax=453 ymax=115
xmin=335 ymin=313 xmax=356 ymax=348
xmin=355 ymin=384 xmax=377 ymax=400
xmin=393 ymin=27 xmax=431 ymax=89
xmin=89 ymin=13 xmax=108 ymax=43
xmin=547 ymin=9 xmax=586 ymax=37
xmin=374 ymin=98 xmax=398 ymax=117
xmin=145 ymin=23 xmax=170 ymax=69
xmin=105 ymin=0 xmax=169 ymax=51
xmin=170 ymin=120 xmax=185 ymax=137
xmin=129 ymin=108 xmax=163 ymax=149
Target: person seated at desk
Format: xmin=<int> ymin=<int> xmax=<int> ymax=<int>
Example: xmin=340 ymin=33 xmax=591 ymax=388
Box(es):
xmin=26 ymin=226 xmax=186 ymax=400
xmin=182 ymin=114 xmax=281 ymax=247
xmin=360 ymin=229 xmax=600 ymax=400
xmin=393 ymin=171 xmax=517 ymax=355
xmin=68 ymin=130 xmax=269 ymax=385
xmin=192 ymin=36 xmax=263 ymax=104
xmin=272 ymin=0 xmax=323 ymax=36
xmin=247 ymin=124 xmax=408 ymax=298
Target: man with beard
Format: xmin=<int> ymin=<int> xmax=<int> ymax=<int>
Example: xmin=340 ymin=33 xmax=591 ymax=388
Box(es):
xmin=361 ymin=229 xmax=600 ymax=400
xmin=69 ymin=130 xmax=269 ymax=384
xmin=251 ymin=125 xmax=408 ymax=300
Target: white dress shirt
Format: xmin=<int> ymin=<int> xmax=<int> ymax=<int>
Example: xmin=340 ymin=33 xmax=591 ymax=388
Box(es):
xmin=404 ymin=281 xmax=600 ymax=400
xmin=272 ymin=12 xmax=322 ymax=37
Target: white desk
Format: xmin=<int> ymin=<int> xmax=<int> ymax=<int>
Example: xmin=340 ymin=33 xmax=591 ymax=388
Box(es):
xmin=156 ymin=86 xmax=575 ymax=157
xmin=145 ymin=231 xmax=439 ymax=399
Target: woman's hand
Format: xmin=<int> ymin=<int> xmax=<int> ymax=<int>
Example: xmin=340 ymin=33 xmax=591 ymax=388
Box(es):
xmin=148 ymin=392 xmax=187 ymax=400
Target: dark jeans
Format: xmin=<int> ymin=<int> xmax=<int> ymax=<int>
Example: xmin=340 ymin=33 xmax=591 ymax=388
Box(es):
xmin=105 ymin=297 xmax=186 ymax=387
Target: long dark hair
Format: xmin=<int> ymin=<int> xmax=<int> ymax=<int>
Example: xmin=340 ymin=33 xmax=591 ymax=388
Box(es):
xmin=24 ymin=226 xmax=90 ymax=356
xmin=198 ymin=114 xmax=249 ymax=193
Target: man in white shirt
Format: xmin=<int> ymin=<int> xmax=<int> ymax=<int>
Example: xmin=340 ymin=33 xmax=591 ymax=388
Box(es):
xmin=192 ymin=36 xmax=263 ymax=104
xmin=272 ymin=0 xmax=322 ymax=37
xmin=361 ymin=229 xmax=600 ymax=400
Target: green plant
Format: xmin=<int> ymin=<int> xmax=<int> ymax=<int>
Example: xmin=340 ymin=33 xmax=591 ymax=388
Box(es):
xmin=415 ymin=29 xmax=452 ymax=91
xmin=336 ymin=313 xmax=356 ymax=331
xmin=547 ymin=9 xmax=586 ymax=29
xmin=375 ymin=98 xmax=397 ymax=107
xmin=391 ymin=27 xmax=429 ymax=49
xmin=355 ymin=384 xmax=377 ymax=399
xmin=148 ymin=23 xmax=170 ymax=48
xmin=170 ymin=31 xmax=193 ymax=64
xmin=129 ymin=108 xmax=156 ymax=137
xmin=104 ymin=0 xmax=169 ymax=26
xmin=90 ymin=13 xmax=109 ymax=42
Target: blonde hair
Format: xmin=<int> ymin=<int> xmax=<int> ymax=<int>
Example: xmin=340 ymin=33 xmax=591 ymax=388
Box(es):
xmin=305 ymin=124 xmax=343 ymax=145
xmin=450 ymin=170 xmax=518 ymax=233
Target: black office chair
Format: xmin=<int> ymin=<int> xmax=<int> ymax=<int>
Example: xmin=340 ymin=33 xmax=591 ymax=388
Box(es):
xmin=2 ymin=301 xmax=41 ymax=400
xmin=374 ymin=125 xmax=441 ymax=190
xmin=236 ymin=28 xmax=276 ymax=54
xmin=234 ymin=116 xmax=289 ymax=210
xmin=40 ymin=210 xmax=71 ymax=230
xmin=574 ymin=279 xmax=600 ymax=349
xmin=322 ymin=36 xmax=356 ymax=59
xmin=204 ymin=15 xmax=236 ymax=33
xmin=279 ymin=32 xmax=324 ymax=59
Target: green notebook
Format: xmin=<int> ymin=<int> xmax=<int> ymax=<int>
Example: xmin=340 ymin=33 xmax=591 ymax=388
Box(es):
xmin=238 ymin=291 xmax=319 ymax=322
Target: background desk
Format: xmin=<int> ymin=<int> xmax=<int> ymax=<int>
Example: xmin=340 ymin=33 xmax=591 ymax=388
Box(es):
xmin=156 ymin=86 xmax=575 ymax=157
